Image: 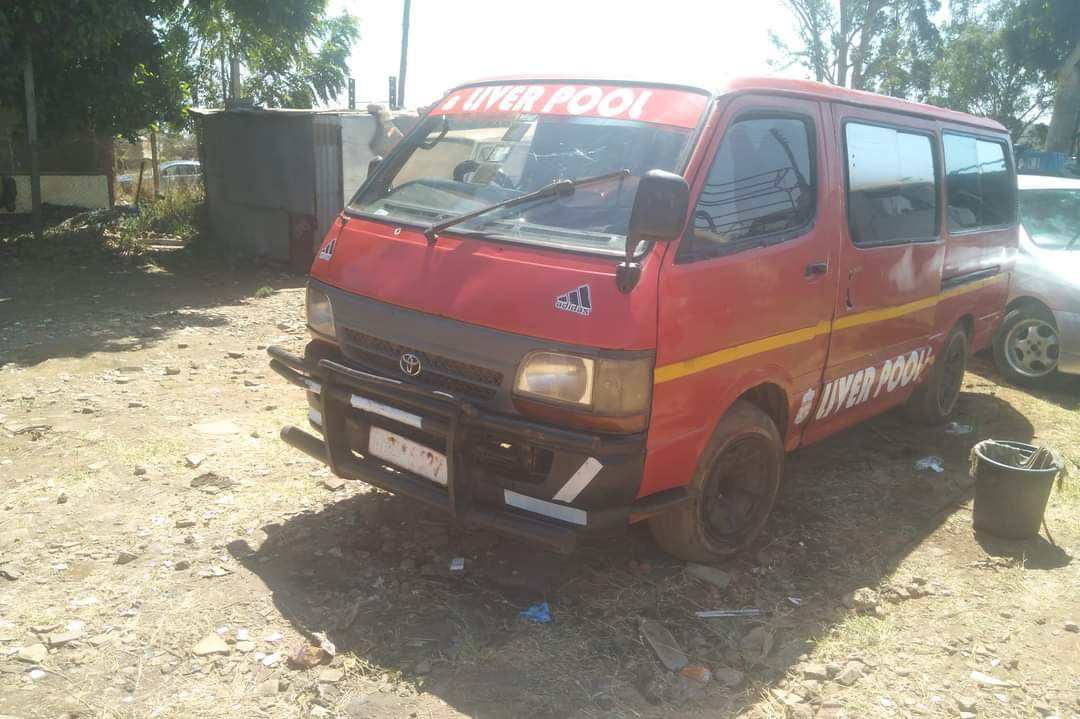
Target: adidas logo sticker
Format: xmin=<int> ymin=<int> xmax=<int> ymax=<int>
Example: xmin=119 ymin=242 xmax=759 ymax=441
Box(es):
xmin=554 ymin=284 xmax=592 ymax=316
xmin=317 ymin=238 xmax=337 ymax=261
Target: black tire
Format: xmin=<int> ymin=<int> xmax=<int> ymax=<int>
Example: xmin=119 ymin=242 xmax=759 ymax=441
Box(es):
xmin=993 ymin=304 xmax=1060 ymax=388
xmin=904 ymin=324 xmax=967 ymax=424
xmin=649 ymin=400 xmax=783 ymax=562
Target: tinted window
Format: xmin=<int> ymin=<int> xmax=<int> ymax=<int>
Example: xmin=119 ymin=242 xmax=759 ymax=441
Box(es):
xmin=683 ymin=116 xmax=815 ymax=257
xmin=1020 ymin=189 xmax=1080 ymax=250
xmin=944 ymin=134 xmax=1014 ymax=231
xmin=845 ymin=122 xmax=937 ymax=246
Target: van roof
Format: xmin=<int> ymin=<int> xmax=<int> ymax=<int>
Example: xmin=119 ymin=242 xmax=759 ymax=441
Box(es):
xmin=453 ymin=75 xmax=1007 ymax=134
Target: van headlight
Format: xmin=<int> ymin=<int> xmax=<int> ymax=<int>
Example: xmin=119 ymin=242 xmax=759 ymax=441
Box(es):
xmin=306 ymin=286 xmax=336 ymax=339
xmin=513 ymin=351 xmax=653 ymax=432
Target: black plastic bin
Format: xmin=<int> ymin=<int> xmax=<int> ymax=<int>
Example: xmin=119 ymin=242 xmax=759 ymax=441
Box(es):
xmin=971 ymin=440 xmax=1062 ymax=539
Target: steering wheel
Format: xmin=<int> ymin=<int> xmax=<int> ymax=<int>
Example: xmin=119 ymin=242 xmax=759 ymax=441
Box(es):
xmin=452 ymin=160 xmax=517 ymax=189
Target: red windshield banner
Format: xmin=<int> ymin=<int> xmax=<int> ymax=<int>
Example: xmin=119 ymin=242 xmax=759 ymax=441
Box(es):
xmin=434 ymin=84 xmax=709 ymax=129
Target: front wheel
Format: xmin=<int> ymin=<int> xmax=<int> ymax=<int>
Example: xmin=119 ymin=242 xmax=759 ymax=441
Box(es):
xmin=993 ymin=305 xmax=1060 ymax=388
xmin=904 ymin=324 xmax=968 ymax=424
xmin=649 ymin=401 xmax=783 ymax=562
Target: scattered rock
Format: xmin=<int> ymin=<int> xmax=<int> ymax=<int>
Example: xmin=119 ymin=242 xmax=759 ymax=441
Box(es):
xmin=190 ymin=472 xmax=236 ymax=491
xmin=842 ymin=587 xmax=879 ymax=612
xmin=833 ymin=661 xmax=864 ymax=686
xmin=254 ymin=678 xmax=280 ymax=696
xmin=115 ymin=551 xmax=138 ymax=565
xmin=227 ymin=351 xmax=245 ymax=359
xmin=956 ymin=695 xmax=977 ymax=712
xmin=320 ymin=477 xmax=346 ymax=491
xmin=739 ymin=625 xmax=774 ymax=663
xmin=686 ymin=563 xmax=732 ymax=590
xmin=28 ymin=668 xmax=47 ymax=680
xmin=175 ymin=518 xmax=197 ymax=528
xmin=319 ymin=668 xmax=345 ymax=683
xmin=174 ymin=559 xmax=191 ymax=571
xmin=790 ymin=705 xmax=814 ymax=719
xmin=1033 ymin=700 xmax=1055 ymax=716
xmin=1065 ymin=621 xmax=1079 ymax=634
xmin=289 ymin=644 xmax=330 ymax=669
xmin=177 ymin=342 xmax=190 ymax=349
xmin=192 ymin=632 xmax=230 ymax=656
xmin=970 ymin=670 xmax=1018 ymax=688
xmin=164 ymin=367 xmax=181 ymax=376
xmin=235 ymin=640 xmax=255 ymax=653
xmin=798 ymin=662 xmax=830 ymax=681
xmin=133 ymin=465 xmax=148 ymax=476
xmin=184 ymin=454 xmax=205 ymax=469
xmin=773 ymin=688 xmax=804 ymax=706
xmin=56 ymin=489 xmax=68 ymax=504
xmin=47 ymin=629 xmax=82 ymax=647
xmin=640 ymin=619 xmax=688 ymax=671
xmin=191 ymin=420 xmax=242 ymax=435
xmin=714 ymin=667 xmax=745 ymax=688
xmin=261 ymin=652 xmax=281 ymax=667
xmin=16 ymin=643 xmax=47 ymax=663
xmin=0 ymin=564 xmax=22 ymax=581
xmin=960 ymin=713 xmax=976 ymax=719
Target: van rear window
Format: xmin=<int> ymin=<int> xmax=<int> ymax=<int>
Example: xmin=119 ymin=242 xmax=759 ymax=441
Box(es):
xmin=943 ymin=134 xmax=1014 ymax=232
xmin=845 ymin=122 xmax=937 ymax=246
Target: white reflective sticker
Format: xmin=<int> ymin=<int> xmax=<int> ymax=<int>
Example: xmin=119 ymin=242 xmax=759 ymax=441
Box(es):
xmin=504 ymin=490 xmax=588 ymax=526
xmin=552 ymin=457 xmax=603 ymax=503
xmin=349 ymin=394 xmax=423 ymax=429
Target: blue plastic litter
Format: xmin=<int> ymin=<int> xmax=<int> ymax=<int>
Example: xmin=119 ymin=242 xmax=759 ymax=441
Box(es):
xmin=520 ymin=602 xmax=551 ymax=624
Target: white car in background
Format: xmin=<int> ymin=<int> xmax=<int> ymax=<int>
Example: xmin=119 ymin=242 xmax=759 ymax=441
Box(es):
xmin=117 ymin=160 xmax=201 ymax=195
xmin=994 ymin=174 xmax=1080 ymax=386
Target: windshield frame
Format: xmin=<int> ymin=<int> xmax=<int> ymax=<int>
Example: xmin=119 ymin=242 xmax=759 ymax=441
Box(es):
xmin=344 ymin=81 xmax=715 ymax=258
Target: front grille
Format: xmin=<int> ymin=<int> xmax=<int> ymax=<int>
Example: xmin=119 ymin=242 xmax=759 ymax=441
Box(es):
xmin=341 ymin=327 xmax=503 ymax=401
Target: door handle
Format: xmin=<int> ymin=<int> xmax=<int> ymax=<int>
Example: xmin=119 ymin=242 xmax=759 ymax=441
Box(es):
xmin=805 ymin=261 xmax=828 ymax=277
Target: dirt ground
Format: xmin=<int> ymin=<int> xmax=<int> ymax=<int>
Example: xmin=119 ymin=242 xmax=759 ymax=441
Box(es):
xmin=2 ymin=249 xmax=1080 ymax=719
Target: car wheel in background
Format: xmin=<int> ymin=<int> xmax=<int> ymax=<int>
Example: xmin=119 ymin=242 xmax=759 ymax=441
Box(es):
xmin=993 ymin=305 xmax=1060 ymax=388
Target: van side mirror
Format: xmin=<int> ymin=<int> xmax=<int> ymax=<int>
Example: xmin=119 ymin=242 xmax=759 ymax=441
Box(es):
xmin=616 ymin=170 xmax=690 ymax=293
xmin=368 ymin=155 xmax=383 ymax=178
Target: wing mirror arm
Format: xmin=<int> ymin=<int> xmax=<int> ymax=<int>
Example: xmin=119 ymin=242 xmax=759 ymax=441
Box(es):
xmin=615 ymin=170 xmax=690 ymax=294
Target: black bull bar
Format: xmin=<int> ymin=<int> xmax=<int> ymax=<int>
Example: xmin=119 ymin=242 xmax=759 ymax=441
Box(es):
xmin=268 ymin=346 xmax=686 ymax=554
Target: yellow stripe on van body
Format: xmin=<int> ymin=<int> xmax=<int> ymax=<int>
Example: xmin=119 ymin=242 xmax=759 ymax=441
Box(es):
xmin=653 ymin=274 xmax=1003 ymax=385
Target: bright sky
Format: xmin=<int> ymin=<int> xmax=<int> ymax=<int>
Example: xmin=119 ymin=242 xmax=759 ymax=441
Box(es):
xmin=327 ymin=0 xmax=804 ymax=110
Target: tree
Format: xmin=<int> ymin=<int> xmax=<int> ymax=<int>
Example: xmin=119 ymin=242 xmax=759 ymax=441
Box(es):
xmin=770 ymin=0 xmax=941 ymax=96
xmin=1004 ymin=0 xmax=1080 ymax=154
xmin=930 ymin=3 xmax=1054 ymax=141
xmin=164 ymin=0 xmax=358 ymax=109
xmin=0 ymin=0 xmax=186 ymax=239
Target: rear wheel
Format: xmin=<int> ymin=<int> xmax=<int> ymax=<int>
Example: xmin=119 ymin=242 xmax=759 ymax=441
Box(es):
xmin=904 ymin=324 xmax=967 ymax=424
xmin=649 ymin=401 xmax=783 ymax=562
xmin=993 ymin=305 xmax=1060 ymax=388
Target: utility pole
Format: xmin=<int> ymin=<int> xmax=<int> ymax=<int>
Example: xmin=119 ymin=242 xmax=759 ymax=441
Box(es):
xmin=398 ymin=0 xmax=411 ymax=109
xmin=23 ymin=43 xmax=42 ymax=242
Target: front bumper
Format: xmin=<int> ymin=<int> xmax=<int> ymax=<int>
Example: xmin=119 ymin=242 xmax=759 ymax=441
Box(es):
xmin=268 ymin=344 xmax=686 ymax=553
xmin=1052 ymin=309 xmax=1080 ymax=376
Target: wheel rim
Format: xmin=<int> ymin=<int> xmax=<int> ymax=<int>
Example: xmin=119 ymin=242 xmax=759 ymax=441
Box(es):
xmin=701 ymin=435 xmax=775 ymax=546
xmin=1005 ymin=318 xmax=1059 ymax=378
xmin=938 ymin=334 xmax=966 ymax=414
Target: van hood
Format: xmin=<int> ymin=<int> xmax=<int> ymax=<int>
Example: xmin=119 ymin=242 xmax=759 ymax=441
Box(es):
xmin=309 ymin=217 xmax=661 ymax=350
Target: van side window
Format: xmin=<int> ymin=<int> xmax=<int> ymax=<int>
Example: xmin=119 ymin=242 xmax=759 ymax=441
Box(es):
xmin=845 ymin=122 xmax=937 ymax=246
xmin=681 ymin=116 xmax=815 ymax=259
xmin=944 ymin=133 xmax=1014 ymax=232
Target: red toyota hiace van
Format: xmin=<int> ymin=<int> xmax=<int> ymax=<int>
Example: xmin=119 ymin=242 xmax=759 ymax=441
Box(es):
xmin=269 ymin=77 xmax=1017 ymax=561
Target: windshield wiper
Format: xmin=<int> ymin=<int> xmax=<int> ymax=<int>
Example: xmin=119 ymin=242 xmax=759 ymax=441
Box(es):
xmin=423 ymin=169 xmax=629 ymax=244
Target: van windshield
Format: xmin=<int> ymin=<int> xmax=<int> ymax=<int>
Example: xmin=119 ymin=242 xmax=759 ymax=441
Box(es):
xmin=349 ymin=85 xmax=705 ymax=256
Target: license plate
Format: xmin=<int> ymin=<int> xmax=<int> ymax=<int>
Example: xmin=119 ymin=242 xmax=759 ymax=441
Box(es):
xmin=367 ymin=427 xmax=447 ymax=485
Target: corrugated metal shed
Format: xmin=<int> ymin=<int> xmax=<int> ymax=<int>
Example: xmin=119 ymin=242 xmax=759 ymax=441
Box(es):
xmin=192 ymin=107 xmax=414 ymax=271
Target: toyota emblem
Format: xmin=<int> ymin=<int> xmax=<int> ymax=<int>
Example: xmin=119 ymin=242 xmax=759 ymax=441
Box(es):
xmin=399 ymin=352 xmax=422 ymax=377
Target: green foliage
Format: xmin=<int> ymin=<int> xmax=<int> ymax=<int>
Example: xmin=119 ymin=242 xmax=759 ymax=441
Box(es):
xmin=165 ymin=0 xmax=358 ymax=109
xmin=930 ymin=2 xmax=1054 ymax=141
xmin=1003 ymin=0 xmax=1080 ymax=77
xmin=770 ymin=0 xmax=941 ymax=96
xmin=253 ymin=285 xmax=274 ymax=298
xmin=118 ymin=185 xmax=206 ymax=245
xmin=0 ymin=0 xmax=188 ymax=140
